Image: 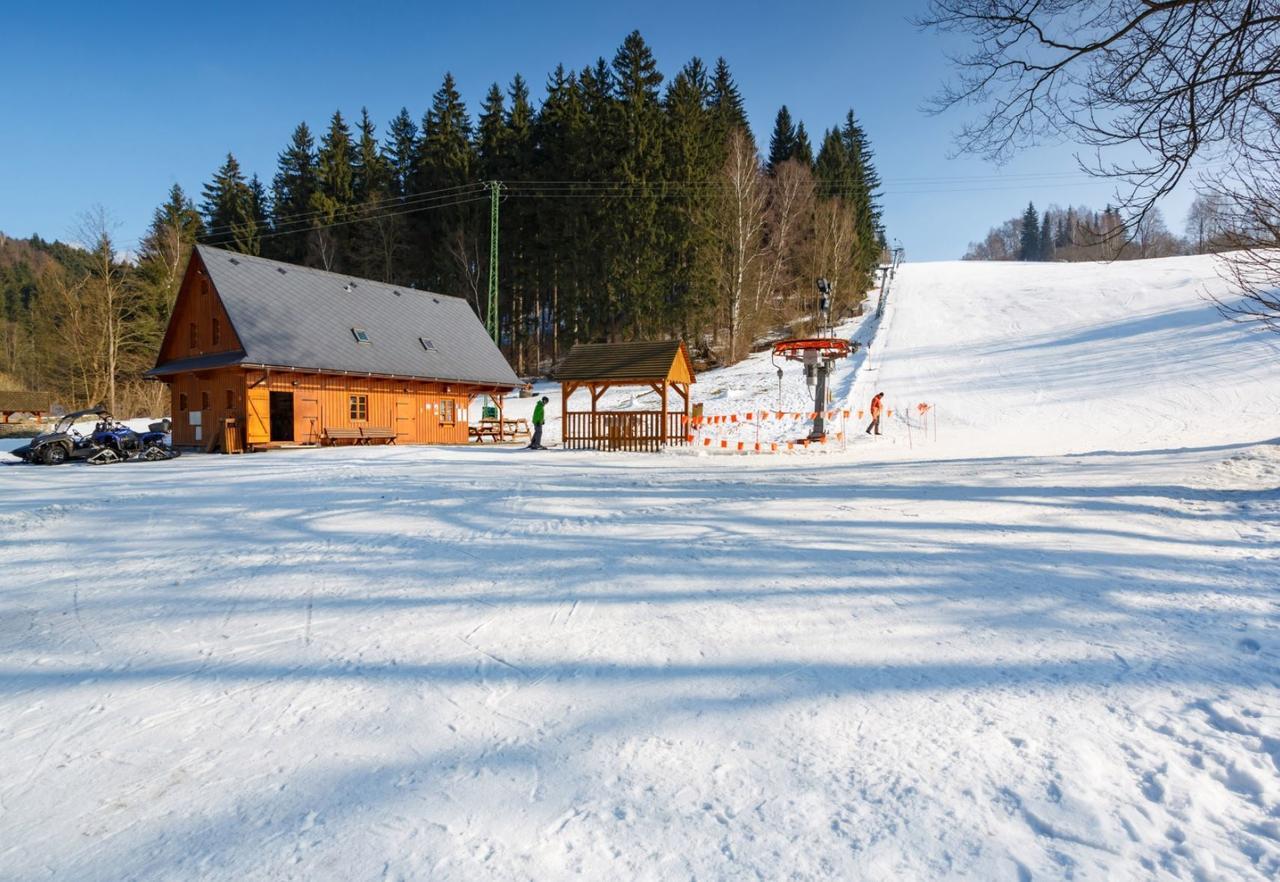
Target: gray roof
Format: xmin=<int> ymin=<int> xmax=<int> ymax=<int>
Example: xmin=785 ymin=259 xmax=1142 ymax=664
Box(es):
xmin=150 ymin=245 xmax=519 ymax=388
xmin=554 ymin=340 xmax=694 ymax=382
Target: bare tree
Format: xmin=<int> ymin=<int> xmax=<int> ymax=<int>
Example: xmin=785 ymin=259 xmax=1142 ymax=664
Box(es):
xmin=710 ymin=129 xmax=769 ymax=361
xmin=75 ymin=207 xmax=141 ymax=413
xmin=1185 ymin=192 xmax=1228 ymax=254
xmin=753 ymin=158 xmax=815 ymax=322
xmin=919 ymin=0 xmax=1280 ymax=324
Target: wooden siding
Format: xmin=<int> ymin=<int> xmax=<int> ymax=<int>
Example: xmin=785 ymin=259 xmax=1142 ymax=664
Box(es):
xmin=167 ymin=368 xmax=484 ymax=447
xmin=158 ymin=252 xmax=243 ymax=364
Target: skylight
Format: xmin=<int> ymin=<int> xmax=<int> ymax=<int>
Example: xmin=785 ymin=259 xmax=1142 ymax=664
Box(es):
xmin=352 ymin=328 xmax=371 ymax=345
xmin=420 ymin=338 xmax=435 ymax=351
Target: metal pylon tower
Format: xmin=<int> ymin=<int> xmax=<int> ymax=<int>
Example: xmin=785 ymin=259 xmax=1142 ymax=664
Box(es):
xmin=486 ymin=180 xmax=501 ymax=342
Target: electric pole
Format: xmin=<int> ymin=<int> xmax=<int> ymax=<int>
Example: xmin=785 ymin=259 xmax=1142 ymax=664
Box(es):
xmin=486 ymin=180 xmax=502 ymax=342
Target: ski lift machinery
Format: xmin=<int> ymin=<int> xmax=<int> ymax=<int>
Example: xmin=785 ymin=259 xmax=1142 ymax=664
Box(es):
xmin=771 ymin=277 xmax=851 ymax=442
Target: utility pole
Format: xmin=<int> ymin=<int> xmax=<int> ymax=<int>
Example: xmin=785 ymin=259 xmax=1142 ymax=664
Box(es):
xmin=486 ymin=180 xmax=502 ymax=342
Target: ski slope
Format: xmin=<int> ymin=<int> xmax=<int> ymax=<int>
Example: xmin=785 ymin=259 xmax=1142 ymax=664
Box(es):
xmin=854 ymin=256 xmax=1280 ymax=457
xmin=1 ymin=255 xmax=1278 ymax=880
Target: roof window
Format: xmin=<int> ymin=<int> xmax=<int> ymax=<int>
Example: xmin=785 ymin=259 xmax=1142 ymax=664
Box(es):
xmin=420 ymin=338 xmax=435 ymax=351
xmin=352 ymin=328 xmax=371 ymax=345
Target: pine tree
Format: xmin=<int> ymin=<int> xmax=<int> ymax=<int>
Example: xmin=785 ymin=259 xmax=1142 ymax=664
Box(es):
xmin=269 ymin=122 xmax=317 ymax=263
xmin=532 ymin=64 xmax=587 ymax=357
xmin=412 ymin=72 xmax=476 ymax=292
xmin=1019 ymin=202 xmax=1041 ymax=260
xmin=200 ymin=153 xmax=259 ymax=254
xmin=350 ymin=109 xmax=397 ymax=281
xmin=709 ymin=57 xmax=747 ymax=135
xmin=1039 ymin=209 xmax=1053 ymax=261
xmin=793 ymin=122 xmax=814 ymax=168
xmin=135 ymin=184 xmax=204 ymax=349
xmin=383 ymin=108 xmax=418 ymax=198
xmin=767 ymin=106 xmax=797 ymax=172
xmin=840 ymin=111 xmax=883 ymax=280
xmin=663 ymin=57 xmax=718 ymax=339
xmin=308 ymin=110 xmax=355 ymax=270
xmin=605 ymin=31 xmax=667 ymax=339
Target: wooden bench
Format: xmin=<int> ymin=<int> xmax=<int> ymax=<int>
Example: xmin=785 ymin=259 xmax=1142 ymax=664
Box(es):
xmin=360 ymin=426 xmax=396 ymax=444
xmin=323 ymin=427 xmax=363 ymax=446
xmin=506 ymin=418 xmax=532 ymax=439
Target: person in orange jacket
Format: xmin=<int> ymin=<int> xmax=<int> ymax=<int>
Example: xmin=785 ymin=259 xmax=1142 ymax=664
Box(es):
xmin=866 ymin=392 xmax=884 ymax=435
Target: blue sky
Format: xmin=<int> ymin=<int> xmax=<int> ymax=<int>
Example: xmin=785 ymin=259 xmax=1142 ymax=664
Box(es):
xmin=0 ymin=0 xmax=1196 ymax=261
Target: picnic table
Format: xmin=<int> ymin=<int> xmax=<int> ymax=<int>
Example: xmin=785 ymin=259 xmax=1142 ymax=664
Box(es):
xmin=469 ymin=417 xmax=531 ymax=443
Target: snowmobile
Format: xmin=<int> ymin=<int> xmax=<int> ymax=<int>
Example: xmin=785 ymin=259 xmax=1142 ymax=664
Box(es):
xmin=10 ymin=408 xmax=180 ymax=465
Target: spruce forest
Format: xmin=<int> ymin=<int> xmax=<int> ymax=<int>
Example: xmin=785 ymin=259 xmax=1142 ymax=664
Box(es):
xmin=0 ymin=31 xmax=884 ymax=415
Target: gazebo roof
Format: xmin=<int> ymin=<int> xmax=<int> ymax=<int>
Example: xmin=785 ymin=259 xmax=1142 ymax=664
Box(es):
xmin=554 ymin=340 xmax=695 ymax=384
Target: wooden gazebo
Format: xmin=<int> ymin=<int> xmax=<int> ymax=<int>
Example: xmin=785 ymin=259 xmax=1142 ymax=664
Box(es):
xmin=555 ymin=341 xmax=695 ymax=452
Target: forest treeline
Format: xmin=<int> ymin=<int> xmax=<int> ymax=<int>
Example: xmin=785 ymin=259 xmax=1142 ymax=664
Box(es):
xmin=963 ymin=195 xmax=1233 ymax=262
xmin=1 ymin=31 xmax=885 ymax=415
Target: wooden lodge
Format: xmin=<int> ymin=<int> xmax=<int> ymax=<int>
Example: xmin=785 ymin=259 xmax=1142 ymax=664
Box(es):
xmin=146 ymin=246 xmax=520 ymax=449
xmin=555 ymin=340 xmax=695 ymax=452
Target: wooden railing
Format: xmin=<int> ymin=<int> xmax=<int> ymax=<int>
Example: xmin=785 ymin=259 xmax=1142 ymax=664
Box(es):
xmin=563 ymin=411 xmax=688 ymax=452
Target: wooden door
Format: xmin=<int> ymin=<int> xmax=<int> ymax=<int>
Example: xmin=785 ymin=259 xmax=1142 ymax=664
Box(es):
xmin=297 ymin=398 xmax=319 ymax=445
xmin=395 ymin=398 xmax=415 ymax=443
xmin=246 ymin=384 xmax=269 ymax=444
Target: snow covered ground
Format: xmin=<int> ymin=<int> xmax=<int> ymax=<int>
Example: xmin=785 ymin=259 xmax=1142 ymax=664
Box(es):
xmin=1 ymin=255 xmax=1278 ymax=880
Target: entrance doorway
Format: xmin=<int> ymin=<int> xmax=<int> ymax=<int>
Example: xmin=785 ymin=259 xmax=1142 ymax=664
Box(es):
xmin=395 ymin=398 xmax=415 ymax=443
xmin=269 ymin=391 xmax=294 ymax=442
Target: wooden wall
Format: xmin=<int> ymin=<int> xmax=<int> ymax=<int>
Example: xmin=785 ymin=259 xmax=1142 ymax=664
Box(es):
xmin=245 ymin=371 xmax=476 ymax=445
xmin=158 ymin=254 xmax=242 ymax=364
xmin=165 ymin=369 xmax=482 ymax=447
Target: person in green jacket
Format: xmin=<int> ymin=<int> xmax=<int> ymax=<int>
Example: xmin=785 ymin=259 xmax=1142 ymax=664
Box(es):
xmin=527 ymin=396 xmax=549 ymax=449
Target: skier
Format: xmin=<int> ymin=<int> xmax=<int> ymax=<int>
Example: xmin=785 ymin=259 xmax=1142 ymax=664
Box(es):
xmin=865 ymin=392 xmax=884 ymax=436
xmin=527 ymin=396 xmax=549 ymax=449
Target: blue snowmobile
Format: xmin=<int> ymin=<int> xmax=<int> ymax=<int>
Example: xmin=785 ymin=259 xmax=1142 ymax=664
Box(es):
xmin=11 ymin=407 xmax=179 ymax=465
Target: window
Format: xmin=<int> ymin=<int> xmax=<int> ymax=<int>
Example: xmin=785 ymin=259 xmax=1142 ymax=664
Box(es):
xmin=351 ymin=328 xmax=371 ymax=345
xmin=225 ymin=389 xmax=234 ymax=409
xmin=179 ymin=393 xmax=188 ymax=412
xmin=439 ymin=398 xmax=456 ymax=425
xmin=189 ymin=322 xmax=198 ymax=349
xmin=201 ymin=391 xmax=210 ymax=410
xmin=349 ymin=395 xmax=368 ymax=421
xmin=212 ymin=318 xmax=221 ymax=346
xmin=419 ymin=338 xmax=435 ymax=351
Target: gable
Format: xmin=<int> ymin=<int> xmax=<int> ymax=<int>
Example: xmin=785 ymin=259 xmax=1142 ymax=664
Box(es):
xmin=156 ymin=250 xmax=244 ymax=366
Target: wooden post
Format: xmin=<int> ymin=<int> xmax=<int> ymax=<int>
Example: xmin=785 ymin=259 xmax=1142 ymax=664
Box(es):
xmin=659 ymin=379 xmax=668 ymax=446
xmin=565 ymin=381 xmax=576 ymax=448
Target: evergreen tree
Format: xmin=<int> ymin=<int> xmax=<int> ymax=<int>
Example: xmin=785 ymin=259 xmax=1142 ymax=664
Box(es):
xmin=709 ymin=57 xmax=747 ymax=135
xmin=663 ymin=57 xmax=718 ymax=337
xmin=350 ymin=109 xmax=397 ymax=281
xmin=1039 ymin=209 xmax=1053 ymax=261
xmin=308 ymin=110 xmax=355 ymax=270
xmin=604 ymin=31 xmax=667 ymax=338
xmin=269 ymin=122 xmax=317 ymax=263
xmin=412 ymin=72 xmax=476 ymax=291
xmin=135 ymin=184 xmax=204 ymax=346
xmin=475 ymin=83 xmax=508 ymax=181
xmin=531 ymin=64 xmax=587 ymax=357
xmin=200 ymin=153 xmax=259 ymax=254
xmin=383 ymin=108 xmax=418 ymax=197
xmin=1019 ymin=202 xmax=1041 ymax=260
xmin=767 ymin=106 xmax=797 ymax=172
xmin=793 ymin=122 xmax=814 ymax=168
xmin=840 ymin=111 xmax=883 ymax=278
